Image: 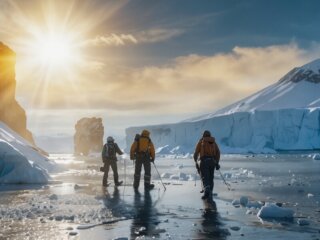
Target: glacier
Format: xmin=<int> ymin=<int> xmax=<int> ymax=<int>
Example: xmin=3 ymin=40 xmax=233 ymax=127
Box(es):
xmin=125 ymin=59 xmax=320 ymax=154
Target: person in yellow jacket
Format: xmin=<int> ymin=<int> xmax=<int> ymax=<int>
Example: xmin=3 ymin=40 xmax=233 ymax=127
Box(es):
xmin=130 ymin=129 xmax=156 ymax=190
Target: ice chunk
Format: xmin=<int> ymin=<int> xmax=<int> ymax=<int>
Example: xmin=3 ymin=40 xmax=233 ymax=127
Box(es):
xmin=313 ymin=154 xmax=320 ymax=160
xmin=257 ymin=203 xmax=294 ymax=219
xmin=297 ymin=219 xmax=310 ymax=226
xmin=240 ymin=196 xmax=249 ymax=206
xmin=223 ymin=173 xmax=232 ymax=179
xmin=49 ymin=194 xmax=58 ymax=200
xmin=169 ymin=175 xmax=179 ymax=180
xmin=232 ymin=199 xmax=240 ymax=206
xmin=179 ymin=172 xmax=188 ymax=181
xmin=0 ymin=122 xmax=58 ymax=172
xmin=0 ymin=140 xmax=49 ymax=184
xmin=307 ymin=193 xmax=314 ymax=198
xmin=161 ymin=172 xmax=172 ymax=178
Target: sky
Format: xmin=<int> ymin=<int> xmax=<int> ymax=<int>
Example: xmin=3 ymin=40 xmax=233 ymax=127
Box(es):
xmin=1 ymin=0 xmax=320 ymax=146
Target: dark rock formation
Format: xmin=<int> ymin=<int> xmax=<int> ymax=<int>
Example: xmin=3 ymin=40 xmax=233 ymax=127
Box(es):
xmin=74 ymin=117 xmax=104 ymax=156
xmin=0 ymin=42 xmax=34 ymax=144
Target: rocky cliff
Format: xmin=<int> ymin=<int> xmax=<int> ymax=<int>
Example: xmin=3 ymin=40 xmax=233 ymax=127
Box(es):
xmin=0 ymin=42 xmax=34 ymax=144
xmin=74 ymin=117 xmax=104 ymax=156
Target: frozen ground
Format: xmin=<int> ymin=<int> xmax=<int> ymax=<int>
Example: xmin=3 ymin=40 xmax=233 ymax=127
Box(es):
xmin=0 ymin=154 xmax=319 ymax=239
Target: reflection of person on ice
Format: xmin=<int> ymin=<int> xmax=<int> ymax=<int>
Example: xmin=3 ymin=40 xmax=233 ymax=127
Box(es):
xmin=130 ymin=130 xmax=156 ymax=190
xmin=101 ymin=136 xmax=123 ymax=187
xmin=193 ymin=130 xmax=220 ymax=200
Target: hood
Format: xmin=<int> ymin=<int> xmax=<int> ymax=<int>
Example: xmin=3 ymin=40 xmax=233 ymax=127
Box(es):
xmin=203 ymin=136 xmax=215 ymax=143
xmin=141 ymin=129 xmax=150 ymax=137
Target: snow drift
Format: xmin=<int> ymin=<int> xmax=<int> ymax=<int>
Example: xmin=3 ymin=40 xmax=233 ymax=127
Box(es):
xmin=0 ymin=121 xmax=58 ymax=183
xmin=126 ymin=59 xmax=320 ymax=154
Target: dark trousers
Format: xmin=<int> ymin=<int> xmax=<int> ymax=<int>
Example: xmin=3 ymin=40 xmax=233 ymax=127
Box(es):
xmin=134 ymin=158 xmax=151 ymax=188
xmin=102 ymin=160 xmax=119 ymax=186
xmin=200 ymin=158 xmax=215 ymax=193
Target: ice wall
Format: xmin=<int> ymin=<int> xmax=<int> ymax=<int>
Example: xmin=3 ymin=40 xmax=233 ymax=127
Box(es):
xmin=125 ymin=108 xmax=320 ymax=154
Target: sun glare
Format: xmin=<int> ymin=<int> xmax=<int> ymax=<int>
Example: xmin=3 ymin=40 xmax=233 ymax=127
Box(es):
xmin=35 ymin=34 xmax=75 ymax=67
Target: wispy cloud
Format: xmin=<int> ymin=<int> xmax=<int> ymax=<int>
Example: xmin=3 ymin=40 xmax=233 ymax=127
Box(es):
xmin=136 ymin=28 xmax=184 ymax=43
xmin=84 ymin=34 xmax=138 ymax=47
xmin=85 ymin=28 xmax=184 ymax=47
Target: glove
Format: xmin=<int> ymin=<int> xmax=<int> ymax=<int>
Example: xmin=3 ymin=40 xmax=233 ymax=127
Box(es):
xmin=150 ymin=158 xmax=155 ymax=163
xmin=216 ymin=163 xmax=220 ymax=170
xmin=195 ymin=163 xmax=200 ymax=174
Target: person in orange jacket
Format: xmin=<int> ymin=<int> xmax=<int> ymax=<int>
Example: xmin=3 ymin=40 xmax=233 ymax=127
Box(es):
xmin=130 ymin=129 xmax=156 ymax=190
xmin=194 ymin=130 xmax=220 ymax=200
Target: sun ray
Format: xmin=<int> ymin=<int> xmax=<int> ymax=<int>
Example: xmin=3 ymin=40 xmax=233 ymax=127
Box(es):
xmin=1 ymin=0 xmax=130 ymax=122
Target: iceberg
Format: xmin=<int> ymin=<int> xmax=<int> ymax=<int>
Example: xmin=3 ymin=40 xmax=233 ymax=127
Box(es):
xmin=0 ymin=140 xmax=49 ymax=183
xmin=0 ymin=121 xmax=59 ymax=184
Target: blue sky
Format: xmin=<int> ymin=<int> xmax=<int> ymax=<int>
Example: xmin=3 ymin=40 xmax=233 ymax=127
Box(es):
xmin=1 ymin=0 xmax=320 ymax=141
xmin=91 ymin=0 xmax=320 ymax=65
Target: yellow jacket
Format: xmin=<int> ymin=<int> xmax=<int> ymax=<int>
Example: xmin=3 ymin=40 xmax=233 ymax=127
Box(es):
xmin=130 ymin=130 xmax=155 ymax=160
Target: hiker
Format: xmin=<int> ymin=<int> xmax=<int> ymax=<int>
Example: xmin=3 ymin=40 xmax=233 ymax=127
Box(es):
xmin=193 ymin=130 xmax=220 ymax=200
xmin=130 ymin=130 xmax=156 ymax=190
xmin=101 ymin=136 xmax=123 ymax=187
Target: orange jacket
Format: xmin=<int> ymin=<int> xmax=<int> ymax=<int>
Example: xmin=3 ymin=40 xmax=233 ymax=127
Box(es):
xmin=130 ymin=130 xmax=155 ymax=160
xmin=193 ymin=136 xmax=220 ymax=162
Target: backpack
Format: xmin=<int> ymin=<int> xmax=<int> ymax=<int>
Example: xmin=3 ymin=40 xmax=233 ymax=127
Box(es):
xmin=200 ymin=138 xmax=216 ymax=158
xmin=104 ymin=143 xmax=116 ymax=158
xmin=136 ymin=137 xmax=151 ymax=158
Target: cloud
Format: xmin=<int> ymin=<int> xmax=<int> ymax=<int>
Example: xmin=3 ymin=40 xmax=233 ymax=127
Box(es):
xmin=85 ymin=28 xmax=184 ymax=47
xmin=136 ymin=28 xmax=184 ymax=43
xmin=17 ymin=43 xmax=320 ymax=114
xmin=84 ymin=34 xmax=138 ymax=46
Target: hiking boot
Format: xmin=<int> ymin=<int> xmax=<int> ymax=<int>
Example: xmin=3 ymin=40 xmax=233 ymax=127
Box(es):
xmin=201 ymin=191 xmax=209 ymax=200
xmin=202 ymin=189 xmax=212 ymax=200
xmin=145 ymin=183 xmax=155 ymax=190
xmin=115 ymin=181 xmax=123 ymax=186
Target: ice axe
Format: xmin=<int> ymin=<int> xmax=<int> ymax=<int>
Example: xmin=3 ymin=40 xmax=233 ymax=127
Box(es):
xmin=152 ymin=162 xmax=166 ymax=191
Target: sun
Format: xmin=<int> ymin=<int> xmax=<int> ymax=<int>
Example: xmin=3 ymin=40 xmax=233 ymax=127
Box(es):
xmin=34 ymin=33 xmax=76 ymax=68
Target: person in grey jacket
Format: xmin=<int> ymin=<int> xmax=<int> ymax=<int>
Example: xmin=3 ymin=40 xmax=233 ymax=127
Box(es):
xmin=101 ymin=136 xmax=123 ymax=186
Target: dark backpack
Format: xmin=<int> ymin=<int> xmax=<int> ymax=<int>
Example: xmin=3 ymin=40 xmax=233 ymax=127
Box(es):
xmin=104 ymin=143 xmax=116 ymax=158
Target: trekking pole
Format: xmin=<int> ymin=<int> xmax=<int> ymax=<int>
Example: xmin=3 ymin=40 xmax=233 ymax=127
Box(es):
xmin=124 ymin=157 xmax=127 ymax=186
xmin=152 ymin=162 xmax=166 ymax=191
xmin=218 ymin=169 xmax=231 ymax=191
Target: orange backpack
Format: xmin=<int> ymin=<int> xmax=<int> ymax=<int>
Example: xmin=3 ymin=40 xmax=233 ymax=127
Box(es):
xmin=200 ymin=139 xmax=216 ymax=158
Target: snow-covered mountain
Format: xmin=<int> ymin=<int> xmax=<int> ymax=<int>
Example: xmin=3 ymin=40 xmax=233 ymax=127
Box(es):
xmin=0 ymin=121 xmax=58 ymax=183
xmin=125 ymin=59 xmax=320 ymax=154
